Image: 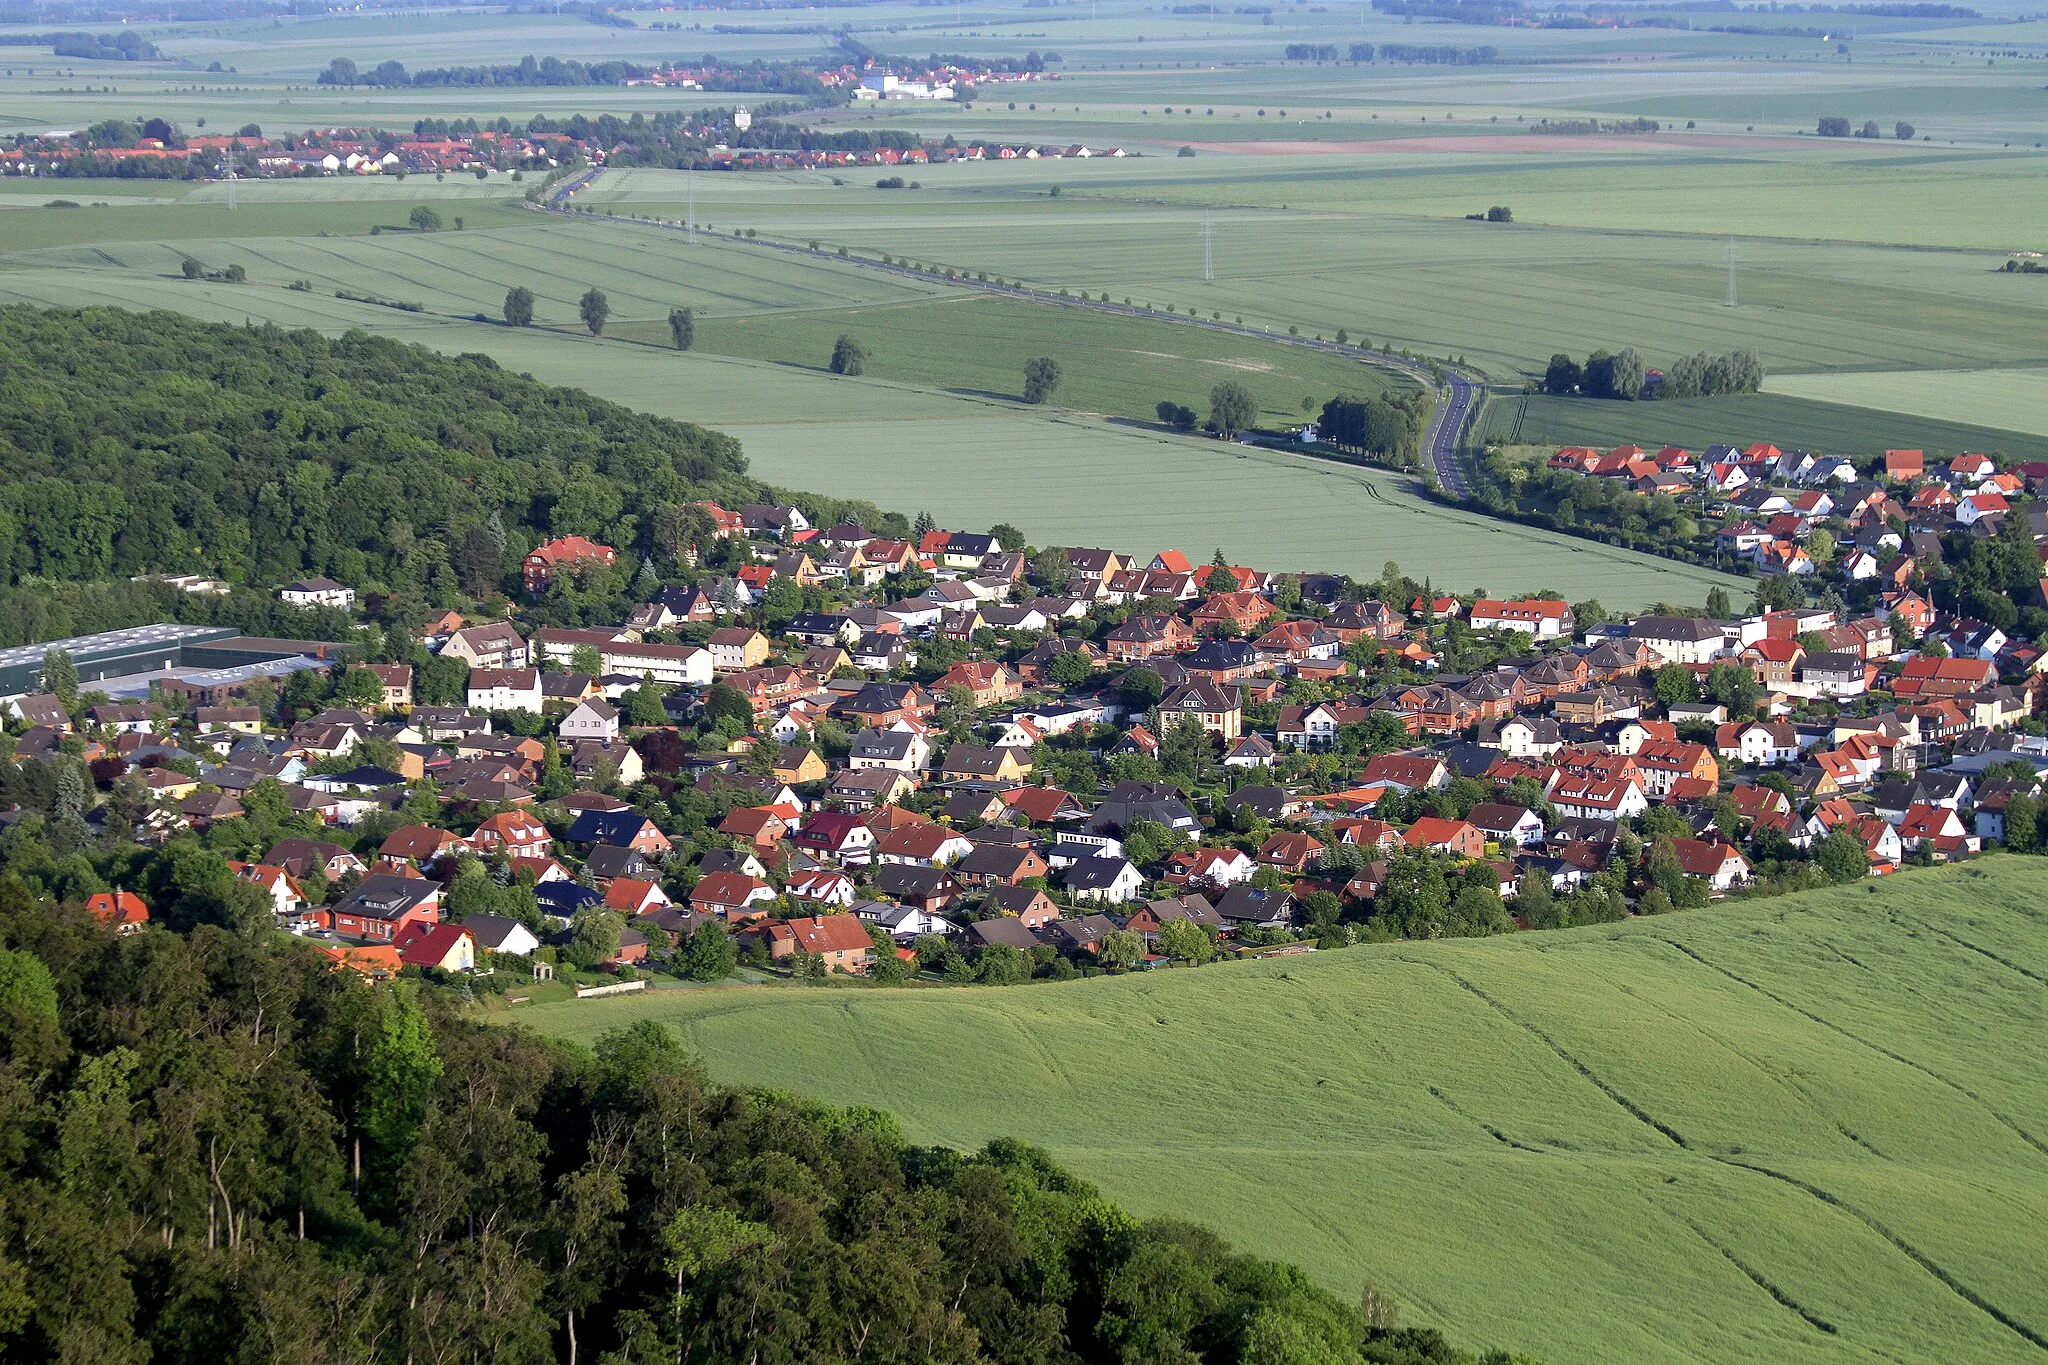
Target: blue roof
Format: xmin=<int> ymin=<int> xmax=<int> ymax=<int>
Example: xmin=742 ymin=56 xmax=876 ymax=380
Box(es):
xmin=535 ymin=883 xmax=602 ymax=917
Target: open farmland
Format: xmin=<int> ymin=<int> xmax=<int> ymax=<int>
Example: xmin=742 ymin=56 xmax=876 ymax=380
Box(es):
xmin=520 ymin=859 xmax=2048 ymax=1365
xmin=613 ymin=293 xmax=1419 ymax=427
xmin=572 ymin=166 xmax=2048 ymax=381
xmin=1767 ymin=367 xmax=2048 ymax=439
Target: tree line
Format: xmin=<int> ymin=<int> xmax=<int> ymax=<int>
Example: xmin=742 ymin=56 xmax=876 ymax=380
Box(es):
xmin=1283 ymin=42 xmax=1497 ymax=61
xmin=1817 ymin=117 xmax=1917 ymax=139
xmin=1542 ymin=347 xmax=1763 ymax=401
xmin=0 ymin=859 xmax=1542 ymax=1365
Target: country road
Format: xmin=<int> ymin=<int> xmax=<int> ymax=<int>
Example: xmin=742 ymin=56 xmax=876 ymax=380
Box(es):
xmin=535 ymin=170 xmax=1488 ymax=478
xmin=1423 ymin=369 xmax=1478 ymax=497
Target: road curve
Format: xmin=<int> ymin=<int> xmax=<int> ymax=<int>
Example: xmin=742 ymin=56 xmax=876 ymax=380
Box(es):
xmin=536 ymin=170 xmax=1487 ymax=476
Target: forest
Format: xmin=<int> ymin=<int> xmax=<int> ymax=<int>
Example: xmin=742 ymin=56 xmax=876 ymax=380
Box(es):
xmin=0 ymin=306 xmax=900 ymax=637
xmin=0 ymin=869 xmax=1540 ymax=1365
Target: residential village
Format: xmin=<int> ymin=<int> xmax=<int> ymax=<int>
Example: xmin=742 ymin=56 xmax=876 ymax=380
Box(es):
xmin=10 ymin=442 xmax=2048 ymax=991
xmin=1528 ymin=440 xmax=2039 ymax=588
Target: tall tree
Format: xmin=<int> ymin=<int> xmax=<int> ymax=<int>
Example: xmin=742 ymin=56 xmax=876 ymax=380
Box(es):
xmin=830 ymin=333 xmax=868 ymax=376
xmin=579 ymin=288 xmax=609 ymax=336
xmin=1210 ymin=381 xmax=1256 ymax=438
xmin=503 ymin=286 xmax=534 ymax=327
xmin=1022 ymin=355 xmax=1063 ymax=404
xmin=668 ymin=306 xmax=694 ymax=351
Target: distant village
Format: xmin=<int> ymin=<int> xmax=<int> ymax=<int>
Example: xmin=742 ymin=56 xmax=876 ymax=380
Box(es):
xmin=0 ymin=57 xmax=1076 ymax=179
xmin=8 ymin=431 xmax=2046 ymax=988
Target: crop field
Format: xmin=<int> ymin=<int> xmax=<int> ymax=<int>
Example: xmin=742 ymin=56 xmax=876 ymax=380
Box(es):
xmin=1484 ymin=390 xmax=2045 ymax=461
xmin=576 ymin=168 xmax=2048 ymax=381
xmin=1767 ymin=367 xmax=2048 ymax=439
xmin=518 ymin=859 xmax=2048 ymax=1365
xmin=614 ymin=293 xmax=1417 ymax=427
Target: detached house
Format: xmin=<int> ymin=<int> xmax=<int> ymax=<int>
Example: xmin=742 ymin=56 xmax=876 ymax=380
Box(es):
xmin=1159 ymin=680 xmax=1242 ymax=741
xmin=524 ymin=535 xmax=617 ymax=595
xmin=767 ymin=915 xmax=874 ymax=973
xmin=1469 ymin=598 xmax=1575 ymax=639
xmin=1670 ymin=838 xmax=1751 ymax=893
xmin=467 ymin=667 xmax=543 ymax=714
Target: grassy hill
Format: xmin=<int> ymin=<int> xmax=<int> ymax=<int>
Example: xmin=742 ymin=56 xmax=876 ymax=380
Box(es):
xmin=518 ymin=859 xmax=2048 ymax=1364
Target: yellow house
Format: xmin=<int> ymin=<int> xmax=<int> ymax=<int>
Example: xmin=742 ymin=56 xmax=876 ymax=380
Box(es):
xmin=709 ymin=627 xmax=771 ymax=672
xmin=939 ymin=743 xmax=1033 ymax=784
xmin=774 ymin=746 xmax=829 ymax=786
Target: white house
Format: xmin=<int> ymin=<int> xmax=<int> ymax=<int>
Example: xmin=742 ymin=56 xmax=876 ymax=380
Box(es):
xmin=463 ymin=912 xmax=542 ymax=958
xmin=1490 ymin=716 xmax=1563 ymax=759
xmin=1548 ymin=775 xmax=1649 ymax=823
xmin=560 ymin=698 xmax=622 ymax=742
xmin=1065 ymin=855 xmax=1146 ymax=904
xmin=279 ymin=576 xmax=356 ymax=609
xmin=1629 ymin=616 xmax=1726 ymax=666
xmin=1716 ymin=721 xmax=1802 ymax=767
xmin=467 ymin=667 xmax=543 ymax=714
xmin=1672 ymin=838 xmax=1752 ymax=893
xmin=602 ymin=642 xmax=712 ymax=687
xmin=1469 ymin=599 xmax=1574 ymax=639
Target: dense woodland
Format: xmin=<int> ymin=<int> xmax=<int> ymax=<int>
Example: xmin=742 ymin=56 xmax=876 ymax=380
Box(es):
xmin=0 ymin=872 xmax=1539 ymax=1365
xmin=0 ymin=306 xmax=902 ymax=643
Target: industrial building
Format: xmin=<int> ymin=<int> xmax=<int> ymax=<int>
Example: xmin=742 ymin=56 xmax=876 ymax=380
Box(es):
xmin=0 ymin=625 xmax=350 ymax=700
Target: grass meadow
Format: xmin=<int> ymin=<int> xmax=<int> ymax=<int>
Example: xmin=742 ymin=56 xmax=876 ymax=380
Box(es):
xmin=517 ymin=858 xmax=2048 ymax=1365
xmin=577 ymin=167 xmax=2048 ymax=382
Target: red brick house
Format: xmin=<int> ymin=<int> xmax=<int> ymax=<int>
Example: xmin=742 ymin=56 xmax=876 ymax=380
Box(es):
xmin=767 ymin=914 xmax=875 ymax=974
xmin=1402 ymin=817 xmax=1484 ymax=858
xmin=524 ymin=535 xmax=617 ymax=596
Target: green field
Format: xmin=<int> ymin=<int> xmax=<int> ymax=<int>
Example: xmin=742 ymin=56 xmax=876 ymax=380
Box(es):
xmin=617 ymin=293 xmax=1416 ymax=427
xmin=1484 ymin=389 xmax=2047 ymax=460
xmin=519 ymin=859 xmax=2048 ymax=1365
xmin=574 ymin=166 xmax=2048 ymax=381
xmin=1768 ymin=367 xmax=2048 ymax=439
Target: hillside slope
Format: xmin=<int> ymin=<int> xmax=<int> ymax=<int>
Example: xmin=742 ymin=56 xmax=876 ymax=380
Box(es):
xmin=521 ymin=860 xmax=2048 ymax=1364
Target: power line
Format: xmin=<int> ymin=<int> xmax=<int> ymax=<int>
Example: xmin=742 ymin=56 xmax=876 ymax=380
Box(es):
xmin=1725 ymin=235 xmax=1738 ymax=307
xmin=223 ymin=141 xmax=235 ymax=210
xmin=686 ymin=169 xmax=696 ymax=243
xmin=1202 ymin=211 xmax=1214 ymax=283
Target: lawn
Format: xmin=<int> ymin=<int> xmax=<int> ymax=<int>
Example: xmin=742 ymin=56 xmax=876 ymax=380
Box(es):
xmin=1483 ymin=389 xmax=2046 ymax=460
xmin=517 ymin=858 xmax=2048 ymax=1365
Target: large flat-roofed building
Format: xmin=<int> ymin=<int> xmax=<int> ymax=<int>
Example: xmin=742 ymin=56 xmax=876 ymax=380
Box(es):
xmin=0 ymin=626 xmax=347 ymax=700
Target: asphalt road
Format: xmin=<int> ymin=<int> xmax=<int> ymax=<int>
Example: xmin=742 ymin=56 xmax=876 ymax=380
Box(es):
xmin=538 ymin=177 xmax=1487 ymax=478
xmin=1423 ymin=370 xmax=1477 ymax=497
